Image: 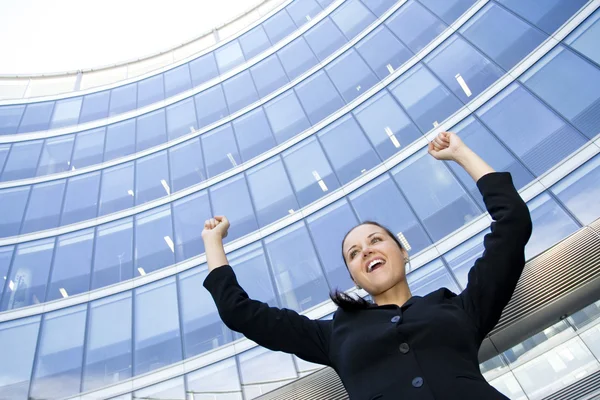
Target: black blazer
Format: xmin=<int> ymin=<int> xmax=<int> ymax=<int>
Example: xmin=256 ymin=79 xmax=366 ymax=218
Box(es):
xmin=204 ymin=172 xmax=533 ymax=400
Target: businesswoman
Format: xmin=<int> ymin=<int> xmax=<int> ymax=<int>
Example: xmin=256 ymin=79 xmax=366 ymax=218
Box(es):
xmin=202 ymin=131 xmax=532 ymax=400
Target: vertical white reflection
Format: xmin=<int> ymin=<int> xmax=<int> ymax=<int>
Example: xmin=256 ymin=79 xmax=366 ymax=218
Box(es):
xmin=385 ymin=126 xmax=401 ymax=148
xmin=161 ymin=179 xmax=171 ymax=195
xmin=455 ymin=73 xmax=472 ymax=97
xmin=397 ymin=232 xmax=412 ymax=251
xmin=387 ymin=64 xmax=395 ymax=74
xmin=227 ymin=153 xmax=237 ymax=167
xmin=312 ymin=171 xmax=328 ymax=192
xmin=164 ymin=236 xmax=175 ymax=253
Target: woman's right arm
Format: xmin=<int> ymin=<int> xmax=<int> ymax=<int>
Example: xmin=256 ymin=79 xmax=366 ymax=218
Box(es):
xmin=202 ymin=217 xmax=333 ymax=366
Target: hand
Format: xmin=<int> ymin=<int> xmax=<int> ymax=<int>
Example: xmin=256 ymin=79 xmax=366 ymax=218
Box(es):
xmin=427 ymin=131 xmax=465 ymax=161
xmin=202 ymin=216 xmax=230 ymax=240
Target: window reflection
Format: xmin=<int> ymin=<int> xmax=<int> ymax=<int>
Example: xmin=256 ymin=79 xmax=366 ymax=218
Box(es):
xmin=264 ymin=91 xmax=311 ymax=143
xmin=18 ymin=102 xmax=54 ymax=133
xmin=295 ymin=71 xmax=345 ymax=125
xmin=355 ymin=25 xmax=413 ymax=80
xmin=194 ymin=85 xmax=229 ymax=127
xmin=263 ymin=8 xmax=296 ymax=45
xmin=99 ymin=162 xmax=135 ymax=216
xmin=50 ymin=97 xmax=82 ymax=129
xmin=565 ymin=9 xmax=600 ymax=66
xmin=105 ymin=119 xmax=136 ymax=161
xmin=79 ymin=91 xmax=110 ymax=124
xmin=169 ymin=138 xmax=206 ymax=192
xmin=109 ymin=83 xmax=137 ymax=117
xmin=135 ymin=151 xmax=170 ymax=205
xmin=385 ymin=0 xmax=446 ymax=53
xmin=0 ymin=105 xmax=25 ymax=134
xmin=239 ymin=26 xmax=272 ymax=60
xmin=233 ymin=108 xmax=277 ymax=162
xmin=0 ymin=187 xmax=30 ymax=238
xmin=407 ymin=259 xmax=460 ymax=295
xmin=136 ymin=109 xmax=168 ymax=152
xmin=330 ymin=0 xmax=376 ymax=39
xmin=173 ymin=191 xmax=212 ymax=262
xmin=134 ymin=376 xmax=186 ymax=400
xmin=135 ymin=206 xmax=175 ymax=276
xmin=164 ymin=64 xmax=192 ymax=98
xmin=215 ymin=41 xmax=245 ymax=74
xmin=277 ymin=37 xmax=319 ymax=80
xmin=442 ymin=230 xmax=487 ymax=289
xmin=37 ymin=135 xmax=75 ymax=176
xmin=326 ymin=49 xmax=379 ymax=102
xmin=250 ymin=55 xmax=289 ymax=98
xmin=202 ymin=124 xmax=242 ymax=178
xmin=21 ymin=180 xmax=66 ymax=234
xmin=496 ymin=0 xmax=588 ymax=35
xmin=222 ymin=71 xmax=259 ymax=114
xmin=186 ymin=358 xmax=243 ymax=400
xmin=166 ymin=98 xmax=197 ymax=141
xmin=304 ymin=18 xmax=347 ymax=62
xmin=1 ymin=140 xmax=43 ymax=181
xmin=238 ymin=347 xmax=298 ymax=400
xmin=137 ymin=75 xmax=165 ymax=109
xmin=419 ymin=0 xmax=476 ymax=24
xmin=92 ymin=218 xmax=134 ymax=289
xmin=71 ymin=127 xmax=106 ymax=169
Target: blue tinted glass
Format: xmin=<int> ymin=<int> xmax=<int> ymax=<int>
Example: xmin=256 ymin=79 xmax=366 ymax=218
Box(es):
xmin=354 ymin=91 xmax=422 ymax=160
xmin=0 ymin=105 xmax=25 ymax=134
xmin=223 ymin=71 xmax=259 ymax=113
xmin=361 ymin=0 xmax=397 ymax=17
xmin=134 ymin=277 xmax=182 ymax=374
xmin=1 ymin=140 xmax=43 ymax=181
xmin=304 ymin=18 xmax=347 ymax=61
xmin=99 ymin=162 xmax=135 ymax=216
xmin=37 ymin=135 xmax=74 ymax=176
xmin=109 ymin=83 xmax=137 ymax=116
xmin=496 ymin=0 xmax=587 ymax=35
xmin=282 ymin=137 xmax=340 ymax=207
xmin=21 ymin=180 xmax=66 ymax=234
xmin=460 ymin=3 xmax=547 ymax=71
xmin=391 ymin=149 xmax=481 ymax=241
xmin=295 ymin=71 xmax=344 ymax=124
xmin=443 ymin=230 xmax=487 ymax=289
xmin=186 ymin=358 xmax=242 ymax=399
xmin=1 ymin=238 xmax=54 ymax=311
xmin=168 ymin=139 xmax=206 ymax=192
xmin=317 ymin=0 xmax=334 ymax=6
xmin=0 ymin=247 xmax=12 ymax=301
xmin=61 ymin=172 xmax=100 ymax=225
xmin=137 ymin=75 xmax=165 ymax=108
xmin=288 ymin=0 xmax=322 ymax=26
xmin=83 ymin=293 xmax=132 ymax=392
xmin=407 ymin=259 xmax=460 ymax=296
xmin=50 ymin=97 xmax=82 ymax=129
xmin=331 ymin=0 xmax=376 ymax=39
xmin=135 ymin=205 xmax=175 ymax=276
xmin=424 ymin=35 xmax=504 ymax=103
xmin=238 ymin=347 xmax=297 ymax=398
xmin=30 ymin=305 xmax=87 ymax=399
xmin=18 ymin=102 xmax=54 ymax=133
xmin=202 ymin=124 xmax=241 ymax=177
xmin=134 ymin=376 xmax=186 ymax=400
xmin=79 ymin=91 xmax=110 ymax=123
xmin=136 ymin=109 xmax=167 ymax=151
xmin=179 ymin=266 xmax=231 ymax=357
xmin=105 ymin=119 xmax=136 ymax=160
xmin=389 ymin=64 xmax=463 ymax=133
xmin=277 ymin=37 xmax=319 ymax=80
xmin=0 ymin=187 xmax=29 ymax=237
xmin=264 ymin=222 xmax=330 ymax=311
xmin=164 ymin=64 xmax=192 ymax=98
xmin=263 ymin=9 xmax=297 ymax=44
xmin=0 ymin=144 xmax=7 ymax=172
xmin=356 ymin=25 xmax=413 ymax=80
xmin=264 ymin=91 xmax=311 ymax=143
xmin=318 ymin=115 xmax=381 ymax=184
xmin=476 ymin=83 xmax=587 ymax=176
xmin=135 ymin=151 xmax=170 ymax=204
xmin=0 ymin=316 xmax=41 ymax=399
xmin=233 ymin=108 xmax=276 ymax=161
xmin=209 ymin=175 xmax=259 ymax=242
xmin=326 ymin=49 xmax=378 ymax=102
xmin=349 ymin=174 xmax=432 ymax=254
xmin=173 ymin=191 xmax=211 ymax=262
xmin=420 ymin=0 xmax=476 ymax=24
xmin=47 ymin=229 xmax=94 ymax=301
xmin=566 ymin=10 xmax=600 ymax=65
xmin=92 ymin=218 xmax=134 ymax=289
xmin=215 ymin=41 xmax=245 ymax=74
xmin=386 ymin=1 xmax=446 ymax=53
xmin=307 ymin=200 xmax=357 ymax=291
xmin=189 ymin=53 xmax=219 ymax=87
xmin=194 ymin=85 xmax=229 ymax=127
xmin=71 ymin=127 xmax=105 ymax=168
xmin=521 ymin=46 xmax=600 ymax=140
xmin=239 ymin=25 xmax=272 ymax=59
xmin=250 ymin=54 xmax=289 ymax=97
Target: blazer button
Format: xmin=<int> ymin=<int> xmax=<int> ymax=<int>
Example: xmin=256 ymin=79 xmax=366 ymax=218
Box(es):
xmin=399 ymin=343 xmax=410 ymax=354
xmin=391 ymin=315 xmax=401 ymax=323
xmin=412 ymin=377 xmax=424 ymax=388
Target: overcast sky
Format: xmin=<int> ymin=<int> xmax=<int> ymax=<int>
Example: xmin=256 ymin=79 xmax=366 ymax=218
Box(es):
xmin=0 ymin=0 xmax=261 ymax=75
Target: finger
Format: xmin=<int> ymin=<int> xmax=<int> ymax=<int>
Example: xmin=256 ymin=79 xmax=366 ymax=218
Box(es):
xmin=214 ymin=216 xmax=224 ymax=222
xmin=433 ymin=137 xmax=445 ymax=148
xmin=431 ymin=142 xmax=442 ymax=152
xmin=204 ymin=220 xmax=210 ymax=229
xmin=428 ymin=141 xmax=435 ymax=153
xmin=440 ymin=132 xmax=451 ymax=143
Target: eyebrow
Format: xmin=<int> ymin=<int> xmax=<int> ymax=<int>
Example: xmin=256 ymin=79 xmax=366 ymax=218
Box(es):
xmin=346 ymin=232 xmax=381 ymax=255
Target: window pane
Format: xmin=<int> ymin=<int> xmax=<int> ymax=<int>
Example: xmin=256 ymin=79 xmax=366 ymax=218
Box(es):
xmin=186 ymin=358 xmax=243 ymax=400
xmin=189 ymin=53 xmax=219 ymax=87
xmin=18 ymin=102 xmax=54 ymax=133
xmin=238 ymin=347 xmax=297 ymax=399
xmin=361 ymin=0 xmax=396 ymax=16
xmin=565 ymin=9 xmax=600 ymax=66
xmin=92 ymin=218 xmax=134 ymax=289
xmin=476 ymin=83 xmax=587 ymax=176
xmin=135 ymin=151 xmax=170 ymax=205
xmin=231 ymin=243 xmax=278 ymax=308
xmin=216 ymin=40 xmax=245 ymax=74
xmin=79 ymin=91 xmax=110 ymax=124
xmin=194 ymin=85 xmax=229 ymax=127
xmin=136 ymin=109 xmax=167 ymax=152
xmin=496 ymin=0 xmax=588 ymax=35
xmin=71 ymin=127 xmax=105 ymax=169
xmin=134 ymin=277 xmax=182 ymax=374
xmin=173 ymin=191 xmax=211 ymax=262
xmin=295 ymin=71 xmax=344 ymax=124
xmin=105 ymin=119 xmax=136 ymax=161
xmin=50 ymin=97 xmax=82 ymax=129
xmin=169 ymin=138 xmax=206 ymax=192
xmin=443 ymin=230 xmax=487 ymax=289
xmin=330 ymin=0 xmax=376 ymax=39
xmin=1 ymin=140 xmax=43 ymax=181
xmin=420 ymin=0 xmax=476 ymax=24
xmin=0 ymin=105 xmax=25 ymax=135
xmin=407 ymin=259 xmax=460 ymax=296
xmin=250 ymin=54 xmax=289 ymax=98
xmin=137 ymin=75 xmax=165 ymax=108
xmin=385 ymin=1 xmax=446 ymax=53
xmin=287 ymin=0 xmax=322 ymax=27
xmin=61 ymin=172 xmax=100 ymax=225
xmin=134 ymin=376 xmax=186 ymax=400
xmin=166 ymin=98 xmax=198 ymax=141
xmin=355 ymin=25 xmax=413 ymax=80
xmin=99 ymin=162 xmax=134 ymax=215
xmin=0 ymin=144 xmax=7 ymax=173
xmin=318 ymin=115 xmax=381 ymax=184
xmin=0 ymin=246 xmax=12 ymax=301
xmin=223 ymin=71 xmax=259 ymax=114
xmin=21 ymin=180 xmax=66 ymax=234
xmin=263 ymin=9 xmax=297 ymax=44
xmin=37 ymin=135 xmax=75 ymax=176
xmin=233 ymin=108 xmax=277 ymax=162
xmin=83 ymin=293 xmax=132 ymax=392
xmin=0 ymin=187 xmax=29 ymax=237
xmin=202 ymin=124 xmax=241 ymax=178
xmin=391 ymin=149 xmax=481 ymax=241
xmin=304 ymin=18 xmax=347 ymax=61
xmin=30 ymin=305 xmax=87 ymax=399
xmin=264 ymin=91 xmax=311 ymax=143
xmin=239 ymin=25 xmax=272 ymax=59
xmin=135 ymin=205 xmax=175 ymax=276
xmin=109 ymin=83 xmax=137 ymax=116
xmin=164 ymin=65 xmax=192 ymax=98
xmin=277 ymin=37 xmax=319 ymax=80
xmin=326 ymin=49 xmax=378 ymax=102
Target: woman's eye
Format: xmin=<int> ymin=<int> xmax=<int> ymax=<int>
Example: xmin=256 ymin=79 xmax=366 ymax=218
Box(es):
xmin=350 ymin=250 xmax=358 ymax=259
xmin=372 ymin=237 xmax=381 ymax=243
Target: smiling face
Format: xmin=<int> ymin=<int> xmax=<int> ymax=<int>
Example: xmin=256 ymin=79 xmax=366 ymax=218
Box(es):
xmin=342 ymin=223 xmax=408 ymax=296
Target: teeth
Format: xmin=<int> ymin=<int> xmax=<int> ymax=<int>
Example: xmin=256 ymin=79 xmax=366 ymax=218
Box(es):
xmin=368 ymin=259 xmax=384 ymax=272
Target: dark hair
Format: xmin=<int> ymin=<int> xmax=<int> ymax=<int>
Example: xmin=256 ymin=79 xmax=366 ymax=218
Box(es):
xmin=330 ymin=221 xmax=405 ymax=311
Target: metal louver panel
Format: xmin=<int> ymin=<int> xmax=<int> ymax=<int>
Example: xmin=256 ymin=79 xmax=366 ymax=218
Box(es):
xmin=542 ymin=370 xmax=600 ymax=400
xmin=259 ymin=367 xmax=348 ymax=400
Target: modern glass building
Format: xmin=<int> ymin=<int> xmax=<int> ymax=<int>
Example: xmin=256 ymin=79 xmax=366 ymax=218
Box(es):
xmin=0 ymin=0 xmax=600 ymax=398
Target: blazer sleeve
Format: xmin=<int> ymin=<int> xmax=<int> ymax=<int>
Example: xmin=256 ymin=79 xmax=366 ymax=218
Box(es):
xmin=203 ymin=265 xmax=333 ymax=366
xmin=453 ymin=172 xmax=533 ymax=340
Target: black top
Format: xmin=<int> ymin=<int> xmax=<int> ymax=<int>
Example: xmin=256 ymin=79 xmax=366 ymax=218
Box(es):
xmin=204 ymin=172 xmax=533 ymax=400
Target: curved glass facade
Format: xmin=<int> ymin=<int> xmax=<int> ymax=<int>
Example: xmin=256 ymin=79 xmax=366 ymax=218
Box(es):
xmin=0 ymin=0 xmax=600 ymax=399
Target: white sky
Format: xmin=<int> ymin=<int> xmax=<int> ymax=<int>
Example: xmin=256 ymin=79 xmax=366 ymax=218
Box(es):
xmin=0 ymin=0 xmax=262 ymax=75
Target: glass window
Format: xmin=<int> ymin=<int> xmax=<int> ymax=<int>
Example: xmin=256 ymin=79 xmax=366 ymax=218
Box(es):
xmin=0 ymin=246 xmax=12 ymax=301
xmin=166 ymin=97 xmax=197 ymax=140
xmin=189 ymin=53 xmax=219 ymax=87
xmin=134 ymin=277 xmax=182 ymax=374
xmin=349 ymin=174 xmax=432 ymax=254
xmin=304 ymin=18 xmax=347 ymax=61
xmin=164 ymin=64 xmax=192 ymax=98
xmin=202 ymin=124 xmax=241 ymax=178
xmin=0 ymin=144 xmax=7 ymax=173
xmin=215 ymin=40 xmax=246 ymax=74
xmin=71 ymin=127 xmax=105 ymax=169
xmin=361 ymin=0 xmax=398 ymax=17
xmin=238 ymin=347 xmax=298 ymax=399
xmin=307 ymin=200 xmax=358 ymax=291
xmin=264 ymin=91 xmax=311 ymax=143
xmin=186 ymin=358 xmax=243 ymax=400
xmin=134 ymin=376 xmax=186 ymax=400
xmin=99 ymin=162 xmax=135 ymax=216
xmin=407 ymin=259 xmax=460 ymax=296
xmin=21 ymin=180 xmax=66 ymax=234
xmin=385 ymin=1 xmax=446 ymax=53
xmin=391 ymin=148 xmax=481 ymax=241
xmin=263 ymin=9 xmax=297 ymax=44
xmin=109 ymin=83 xmax=137 ymax=116
xmin=18 ymin=102 xmax=54 ymax=133
xmin=233 ymin=108 xmax=277 ymax=162
xmin=295 ymin=71 xmax=344 ymax=124
xmin=168 ymin=138 xmax=206 ymax=192
xmin=246 ymin=157 xmax=299 ymax=227
xmin=420 ymin=0 xmax=476 ymax=24
xmin=136 ymin=109 xmax=167 ymax=151
xmin=105 ymin=119 xmax=136 ymax=161
xmin=318 ymin=115 xmax=381 ymax=184
xmin=317 ymin=0 xmax=334 ymax=7
xmin=210 ymin=175 xmax=259 ymax=243
xmin=79 ymin=91 xmax=110 ymax=124
xmin=287 ymin=0 xmax=322 ymax=27
xmin=137 ymin=75 xmax=165 ymax=108
xmin=37 ymin=135 xmax=75 ymax=176
xmin=1 ymin=139 xmax=43 ymax=181
xmin=0 ymin=105 xmax=25 ymax=134
xmin=277 ymin=37 xmax=319 ymax=80
xmin=223 ymin=71 xmax=259 ymax=114
xmin=327 ymin=49 xmax=379 ymax=103
xmin=442 ymin=230 xmax=487 ymax=289
xmin=565 ymin=9 xmax=600 ymax=66
xmin=0 ymin=316 xmax=41 ymax=399
xmin=61 ymin=172 xmax=100 ymax=225
xmin=331 ymin=0 xmax=376 ymax=39
xmin=92 ymin=218 xmax=134 ymax=289
xmin=460 ymin=3 xmax=547 ymax=71
xmin=194 ymin=85 xmax=229 ymax=127
xmin=390 ymin=64 xmax=463 ymax=133
xmin=476 ymin=83 xmax=587 ymax=176
xmin=521 ymin=46 xmax=600 ymax=140
xmin=239 ymin=25 xmax=272 ymax=60
xmin=83 ymin=293 xmax=132 ymax=392
xmin=496 ymin=0 xmax=588 ymax=35
xmin=29 ymin=305 xmax=87 ymax=400
xmin=135 ymin=205 xmax=175 ymax=276
xmin=356 ymin=25 xmax=413 ymax=80
xmin=50 ymin=97 xmax=82 ymax=129
xmin=250 ymin=54 xmax=289 ymax=98
xmin=231 ymin=243 xmax=279 ymax=308
xmin=0 ymin=187 xmax=29 ymax=238
xmin=173 ymin=191 xmax=211 ymax=262
xmin=135 ymin=151 xmax=170 ymax=205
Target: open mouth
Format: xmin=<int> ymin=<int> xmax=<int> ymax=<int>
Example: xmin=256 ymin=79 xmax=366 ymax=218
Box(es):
xmin=367 ymin=258 xmax=385 ymax=273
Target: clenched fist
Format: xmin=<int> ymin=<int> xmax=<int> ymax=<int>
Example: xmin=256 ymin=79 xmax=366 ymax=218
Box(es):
xmin=428 ymin=131 xmax=465 ymax=161
xmin=202 ymin=216 xmax=230 ymax=240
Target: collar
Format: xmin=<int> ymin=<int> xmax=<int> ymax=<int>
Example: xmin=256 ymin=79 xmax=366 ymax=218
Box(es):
xmin=367 ymin=295 xmax=422 ymax=310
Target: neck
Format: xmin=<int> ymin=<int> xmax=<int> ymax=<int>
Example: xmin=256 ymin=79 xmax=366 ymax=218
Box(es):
xmin=373 ymin=279 xmax=412 ymax=307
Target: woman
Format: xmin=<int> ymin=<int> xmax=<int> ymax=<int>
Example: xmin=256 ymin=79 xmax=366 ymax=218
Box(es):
xmin=202 ymin=131 xmax=532 ymax=400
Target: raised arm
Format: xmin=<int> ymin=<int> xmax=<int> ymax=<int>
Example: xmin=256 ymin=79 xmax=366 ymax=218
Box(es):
xmin=202 ymin=217 xmax=333 ymax=366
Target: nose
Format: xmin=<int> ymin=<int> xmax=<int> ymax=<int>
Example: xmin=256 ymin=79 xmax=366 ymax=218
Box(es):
xmin=362 ymin=247 xmax=373 ymax=258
